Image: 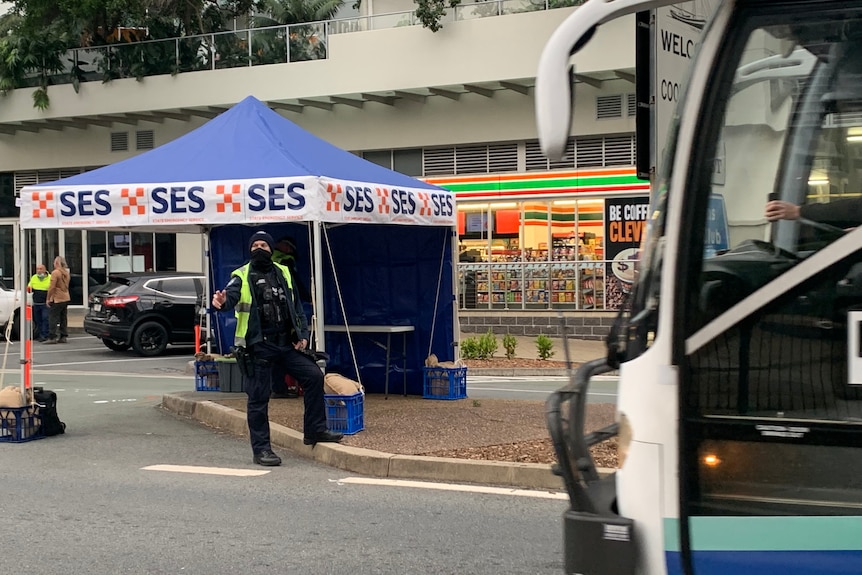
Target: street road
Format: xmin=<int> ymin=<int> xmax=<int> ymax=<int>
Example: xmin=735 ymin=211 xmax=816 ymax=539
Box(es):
xmin=0 ymin=336 xmax=581 ymax=574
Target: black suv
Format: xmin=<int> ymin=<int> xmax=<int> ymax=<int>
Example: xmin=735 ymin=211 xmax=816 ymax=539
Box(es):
xmin=84 ymin=272 xmax=205 ymax=356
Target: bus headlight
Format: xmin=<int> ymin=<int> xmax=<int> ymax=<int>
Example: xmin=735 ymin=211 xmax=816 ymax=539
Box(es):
xmin=617 ymin=411 xmax=632 ymax=469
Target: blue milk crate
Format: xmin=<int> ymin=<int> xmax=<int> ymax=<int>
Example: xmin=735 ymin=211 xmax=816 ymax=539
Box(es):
xmin=194 ymin=360 xmax=220 ymax=391
xmin=423 ymin=366 xmax=468 ymax=400
xmin=324 ymin=392 xmax=364 ymax=435
xmin=0 ymin=405 xmax=44 ymax=443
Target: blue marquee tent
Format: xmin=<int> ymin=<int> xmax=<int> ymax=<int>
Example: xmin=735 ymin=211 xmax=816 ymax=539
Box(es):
xmin=20 ymin=96 xmax=459 ymax=395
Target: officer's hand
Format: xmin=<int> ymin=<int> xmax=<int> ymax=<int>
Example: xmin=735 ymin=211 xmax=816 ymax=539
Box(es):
xmin=294 ymin=339 xmax=307 ymax=351
xmin=212 ymin=290 xmax=226 ymax=309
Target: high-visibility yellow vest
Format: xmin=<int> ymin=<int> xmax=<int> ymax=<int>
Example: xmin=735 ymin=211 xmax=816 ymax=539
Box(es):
xmin=28 ymin=274 xmax=50 ymax=292
xmin=231 ymin=262 xmax=293 ymax=347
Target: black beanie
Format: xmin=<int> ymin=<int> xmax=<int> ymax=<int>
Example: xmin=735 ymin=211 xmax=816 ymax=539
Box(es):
xmin=248 ymin=231 xmax=274 ymax=252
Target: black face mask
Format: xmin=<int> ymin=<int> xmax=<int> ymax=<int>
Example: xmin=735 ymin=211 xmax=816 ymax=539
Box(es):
xmin=250 ymin=248 xmax=272 ymax=268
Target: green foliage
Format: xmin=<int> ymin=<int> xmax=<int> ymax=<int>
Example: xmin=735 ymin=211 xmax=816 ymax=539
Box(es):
xmin=478 ymin=329 xmax=498 ymax=359
xmin=536 ymin=334 xmax=555 ymax=360
xmin=460 ymin=330 xmax=498 ymax=360
xmin=413 ymin=0 xmax=461 ymax=31
xmin=502 ymin=333 xmax=517 ymax=360
xmin=472 ymin=399 xmax=481 ymax=407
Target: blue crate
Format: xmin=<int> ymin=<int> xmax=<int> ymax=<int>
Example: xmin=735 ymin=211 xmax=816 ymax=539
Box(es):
xmin=194 ymin=360 xmax=220 ymax=392
xmin=324 ymin=392 xmax=364 ymax=435
xmin=0 ymin=405 xmax=44 ymax=443
xmin=423 ymin=366 xmax=468 ymax=400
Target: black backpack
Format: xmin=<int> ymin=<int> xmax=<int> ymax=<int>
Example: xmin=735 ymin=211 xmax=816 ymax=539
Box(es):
xmin=34 ymin=387 xmax=66 ymax=436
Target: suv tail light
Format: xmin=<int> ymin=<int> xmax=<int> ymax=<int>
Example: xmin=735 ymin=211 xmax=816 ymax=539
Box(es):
xmin=103 ymin=295 xmax=139 ymax=307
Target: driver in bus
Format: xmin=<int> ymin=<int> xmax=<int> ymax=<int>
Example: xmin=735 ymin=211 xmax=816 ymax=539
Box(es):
xmin=765 ymin=197 xmax=862 ymax=230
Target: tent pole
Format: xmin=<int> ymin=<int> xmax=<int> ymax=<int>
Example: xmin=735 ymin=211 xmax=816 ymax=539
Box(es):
xmin=203 ymin=229 xmax=211 ymax=354
xmin=17 ymin=223 xmax=29 ymax=398
xmin=450 ymin=225 xmax=461 ymax=362
xmin=313 ymin=220 xmax=325 ymax=353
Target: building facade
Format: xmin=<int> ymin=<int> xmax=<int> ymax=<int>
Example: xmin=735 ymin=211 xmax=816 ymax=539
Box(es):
xmin=0 ymin=1 xmax=641 ymax=337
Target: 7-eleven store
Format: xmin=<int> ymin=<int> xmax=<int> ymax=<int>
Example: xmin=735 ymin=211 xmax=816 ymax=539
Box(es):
xmin=426 ymin=167 xmax=650 ymax=340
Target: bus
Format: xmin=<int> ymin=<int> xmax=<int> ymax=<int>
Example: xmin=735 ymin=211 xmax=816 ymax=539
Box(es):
xmin=539 ymin=1 xmax=862 ymax=574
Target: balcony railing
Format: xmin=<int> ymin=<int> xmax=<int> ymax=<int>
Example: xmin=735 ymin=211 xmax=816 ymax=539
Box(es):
xmin=29 ymin=0 xmax=584 ymax=88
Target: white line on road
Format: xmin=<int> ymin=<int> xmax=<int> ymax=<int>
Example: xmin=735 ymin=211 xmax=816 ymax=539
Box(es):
xmin=467 ymin=386 xmax=616 ymax=398
xmin=334 ymin=477 xmax=567 ymax=500
xmin=142 ymin=464 xmax=271 ymax=477
xmin=35 ymin=356 xmax=187 ymax=368
xmin=93 ymin=399 xmax=138 ymax=404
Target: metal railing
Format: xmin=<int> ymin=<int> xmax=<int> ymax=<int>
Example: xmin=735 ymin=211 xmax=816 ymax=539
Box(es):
xmin=27 ymin=0 xmax=584 ymax=87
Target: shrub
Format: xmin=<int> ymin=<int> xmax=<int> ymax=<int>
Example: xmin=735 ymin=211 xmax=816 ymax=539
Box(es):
xmin=502 ymin=333 xmax=517 ymax=359
xmin=477 ymin=330 xmax=498 ymax=359
xmin=536 ymin=334 xmax=555 ymax=360
xmin=460 ymin=336 xmax=480 ymax=359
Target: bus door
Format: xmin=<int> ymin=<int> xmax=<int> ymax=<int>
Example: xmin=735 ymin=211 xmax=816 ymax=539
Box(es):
xmin=675 ymin=4 xmax=862 ymax=574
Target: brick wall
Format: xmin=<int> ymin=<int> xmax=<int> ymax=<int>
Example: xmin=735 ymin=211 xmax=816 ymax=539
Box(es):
xmin=458 ymin=311 xmax=614 ymax=340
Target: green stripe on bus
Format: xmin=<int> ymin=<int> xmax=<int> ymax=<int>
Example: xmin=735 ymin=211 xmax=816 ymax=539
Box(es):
xmin=440 ymin=175 xmax=642 ymax=193
xmin=663 ymin=517 xmax=862 ymax=552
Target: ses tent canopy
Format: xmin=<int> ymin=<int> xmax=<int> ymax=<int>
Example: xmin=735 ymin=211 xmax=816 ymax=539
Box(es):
xmin=18 ymin=96 xmax=458 ymax=394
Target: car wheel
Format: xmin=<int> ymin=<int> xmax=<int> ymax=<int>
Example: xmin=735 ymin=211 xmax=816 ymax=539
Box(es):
xmin=132 ymin=321 xmax=169 ymax=357
xmin=102 ymin=338 xmax=130 ymax=352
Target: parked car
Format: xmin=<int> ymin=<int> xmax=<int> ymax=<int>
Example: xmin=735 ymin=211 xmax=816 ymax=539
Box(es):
xmin=0 ymin=279 xmax=22 ymax=340
xmin=84 ymin=272 xmax=205 ymax=356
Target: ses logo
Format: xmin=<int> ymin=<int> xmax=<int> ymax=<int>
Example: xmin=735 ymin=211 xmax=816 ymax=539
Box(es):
xmin=335 ymin=184 xmax=454 ymax=217
xmin=53 ymin=182 xmax=311 ymax=219
xmin=57 ymin=186 xmax=207 ymax=217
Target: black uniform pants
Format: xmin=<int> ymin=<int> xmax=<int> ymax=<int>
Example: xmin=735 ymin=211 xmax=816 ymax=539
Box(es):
xmin=244 ymin=341 xmax=327 ymax=454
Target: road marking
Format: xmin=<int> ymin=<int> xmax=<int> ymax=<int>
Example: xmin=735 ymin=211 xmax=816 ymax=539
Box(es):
xmin=334 ymin=477 xmax=567 ymax=500
xmin=34 ymin=356 xmax=187 ymax=368
xmin=142 ymin=464 xmax=270 ymax=477
xmin=93 ymin=399 xmax=138 ymax=404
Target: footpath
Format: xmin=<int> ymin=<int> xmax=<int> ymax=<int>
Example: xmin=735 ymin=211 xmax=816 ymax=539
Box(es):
xmin=68 ymin=309 xmax=610 ymax=491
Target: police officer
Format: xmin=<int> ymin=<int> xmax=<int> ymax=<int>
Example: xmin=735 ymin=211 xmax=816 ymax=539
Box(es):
xmin=211 ymin=231 xmax=343 ymax=466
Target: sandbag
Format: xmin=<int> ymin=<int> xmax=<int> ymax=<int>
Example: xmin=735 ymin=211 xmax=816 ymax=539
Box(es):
xmin=324 ymin=373 xmax=363 ymax=396
xmin=0 ymin=385 xmax=24 ymax=408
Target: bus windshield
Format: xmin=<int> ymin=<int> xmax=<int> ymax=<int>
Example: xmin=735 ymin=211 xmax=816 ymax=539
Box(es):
xmin=627 ymin=8 xmax=862 ymax=368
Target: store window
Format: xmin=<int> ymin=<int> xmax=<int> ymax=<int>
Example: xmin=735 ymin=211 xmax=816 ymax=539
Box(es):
xmin=64 ymin=230 xmax=85 ymax=304
xmin=0 ymin=173 xmax=16 ymax=217
xmin=88 ymin=231 xmax=108 ymax=286
xmin=456 ymin=197 xmax=647 ymax=311
xmin=155 ymin=234 xmax=177 ymax=271
xmin=0 ymin=224 xmax=15 ymax=285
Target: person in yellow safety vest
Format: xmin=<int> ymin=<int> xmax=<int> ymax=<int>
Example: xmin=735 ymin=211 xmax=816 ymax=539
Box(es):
xmin=27 ymin=264 xmax=50 ymax=342
xmin=211 ymin=230 xmax=343 ymax=466
xmin=272 ymin=236 xmax=312 ymax=304
xmin=270 ymin=236 xmax=312 ymax=398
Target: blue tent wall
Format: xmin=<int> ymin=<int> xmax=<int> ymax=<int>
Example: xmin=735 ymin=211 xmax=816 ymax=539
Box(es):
xmin=209 ymin=223 xmax=455 ymax=395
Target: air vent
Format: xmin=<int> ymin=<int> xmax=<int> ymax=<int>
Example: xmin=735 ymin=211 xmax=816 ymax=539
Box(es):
xmin=526 ymin=139 xmax=575 ymax=171
xmin=455 ymin=145 xmax=488 ymax=174
xmin=626 ymin=93 xmax=637 ymax=117
xmin=36 ymin=169 xmax=61 ymax=183
xmin=136 ymin=130 xmax=155 ymax=150
xmin=549 ymin=138 xmax=576 ymax=170
xmin=423 ymin=147 xmax=455 ymax=176
xmin=576 ymin=137 xmax=604 ymax=168
xmin=596 ymin=95 xmax=623 ymax=119
xmin=487 ymin=143 xmax=518 ymax=172
xmin=111 ymin=132 xmax=129 ymax=152
xmin=604 ymin=135 xmax=635 ymax=165
xmin=13 ymin=171 xmax=37 ymax=194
